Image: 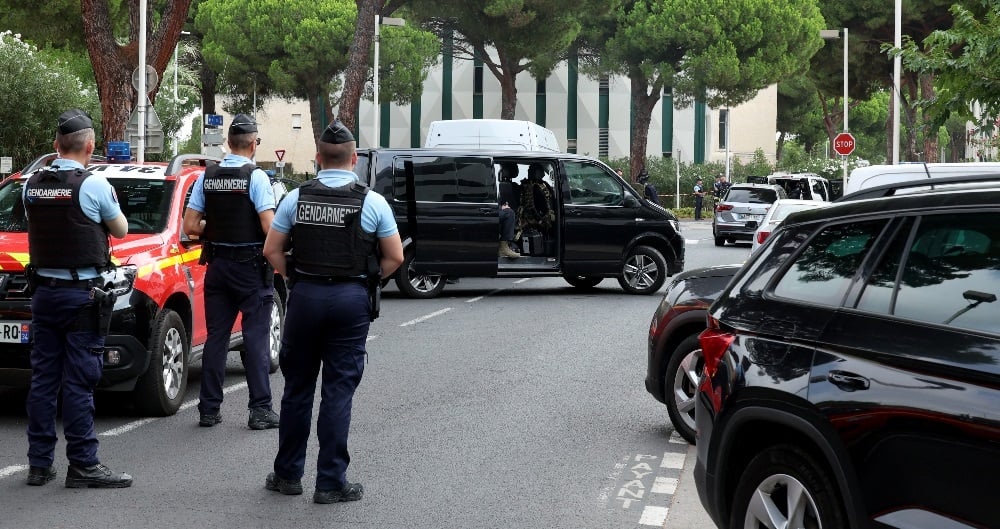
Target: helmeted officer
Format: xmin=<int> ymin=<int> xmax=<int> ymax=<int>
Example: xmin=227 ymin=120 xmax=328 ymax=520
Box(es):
xmin=261 ymin=120 xmax=403 ymax=504
xmin=23 ymin=109 xmax=132 ymax=488
xmin=182 ymin=113 xmax=279 ymax=430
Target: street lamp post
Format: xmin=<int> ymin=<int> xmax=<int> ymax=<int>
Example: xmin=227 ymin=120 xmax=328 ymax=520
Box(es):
xmin=821 ymin=28 xmax=849 ymax=185
xmin=373 ymin=15 xmax=405 ymax=148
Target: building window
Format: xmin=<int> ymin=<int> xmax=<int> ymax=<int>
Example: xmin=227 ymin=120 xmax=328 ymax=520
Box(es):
xmin=474 ymin=62 xmax=484 ymax=95
xmin=292 ymin=114 xmax=302 ymax=130
xmin=718 ymin=109 xmax=728 ymax=150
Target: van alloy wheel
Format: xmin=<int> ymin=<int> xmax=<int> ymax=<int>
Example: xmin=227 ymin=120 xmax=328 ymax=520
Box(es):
xmin=395 ymin=252 xmax=447 ymax=299
xmin=618 ymin=245 xmax=667 ymax=295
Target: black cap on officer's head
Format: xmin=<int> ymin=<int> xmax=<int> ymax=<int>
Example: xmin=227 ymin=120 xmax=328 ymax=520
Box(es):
xmin=57 ymin=109 xmax=93 ymax=134
xmin=230 ymin=113 xmax=258 ymax=134
xmin=320 ymin=119 xmax=355 ymax=144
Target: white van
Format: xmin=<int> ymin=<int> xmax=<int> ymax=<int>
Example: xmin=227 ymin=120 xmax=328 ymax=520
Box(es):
xmin=846 ymin=162 xmax=1000 ymax=195
xmin=425 ymin=119 xmax=560 ymax=152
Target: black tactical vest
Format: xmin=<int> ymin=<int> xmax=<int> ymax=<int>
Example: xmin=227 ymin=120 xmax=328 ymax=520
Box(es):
xmin=202 ymin=163 xmax=265 ymax=244
xmin=292 ymin=180 xmax=377 ymax=278
xmin=25 ymin=168 xmax=110 ymax=270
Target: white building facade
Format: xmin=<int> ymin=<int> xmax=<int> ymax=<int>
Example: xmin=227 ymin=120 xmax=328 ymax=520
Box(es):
xmin=217 ymin=49 xmax=777 ymax=176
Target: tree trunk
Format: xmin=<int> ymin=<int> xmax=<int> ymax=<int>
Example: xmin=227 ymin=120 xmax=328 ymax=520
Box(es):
xmin=81 ymin=0 xmax=191 ymax=144
xmin=308 ymin=90 xmax=333 ymax=147
xmin=816 ymin=90 xmax=840 ymax=158
xmin=904 ymin=76 xmax=919 ymax=161
xmin=338 ymin=0 xmax=380 ymax=132
xmin=200 ymin=64 xmax=217 ymax=115
xmin=776 ymin=131 xmax=786 ymax=162
xmin=920 ymin=73 xmax=938 ymax=163
xmin=628 ymin=71 xmax=661 ymax=181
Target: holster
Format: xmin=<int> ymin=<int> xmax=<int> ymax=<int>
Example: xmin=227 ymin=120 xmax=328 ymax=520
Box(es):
xmin=367 ymin=255 xmax=381 ymax=322
xmin=199 ymin=242 xmax=214 ymax=265
xmin=74 ymin=287 xmax=116 ymax=336
xmin=24 ymin=264 xmax=37 ymax=295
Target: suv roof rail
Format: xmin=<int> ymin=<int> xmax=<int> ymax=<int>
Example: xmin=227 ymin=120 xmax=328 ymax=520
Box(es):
xmin=837 ymin=173 xmax=1000 ymax=202
xmin=165 ymin=154 xmax=221 ymax=176
xmin=19 ymin=153 xmax=108 ymax=176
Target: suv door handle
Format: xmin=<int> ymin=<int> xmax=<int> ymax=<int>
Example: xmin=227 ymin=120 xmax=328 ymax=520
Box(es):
xmin=479 ymin=207 xmax=494 ymax=214
xmin=827 ymin=370 xmax=870 ymax=391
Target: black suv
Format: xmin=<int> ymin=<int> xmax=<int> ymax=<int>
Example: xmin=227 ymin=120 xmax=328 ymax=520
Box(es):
xmin=355 ymin=149 xmax=684 ymax=298
xmin=694 ymin=176 xmax=1000 ymax=528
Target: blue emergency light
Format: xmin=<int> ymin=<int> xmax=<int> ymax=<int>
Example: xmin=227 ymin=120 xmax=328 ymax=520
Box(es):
xmin=106 ymin=141 xmax=132 ymax=162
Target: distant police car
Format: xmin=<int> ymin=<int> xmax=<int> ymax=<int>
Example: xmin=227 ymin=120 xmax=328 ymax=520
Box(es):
xmin=0 ymin=152 xmax=286 ymax=416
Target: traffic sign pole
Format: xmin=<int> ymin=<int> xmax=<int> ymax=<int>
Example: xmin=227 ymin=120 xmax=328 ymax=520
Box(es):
xmin=833 ymin=131 xmax=856 ymax=190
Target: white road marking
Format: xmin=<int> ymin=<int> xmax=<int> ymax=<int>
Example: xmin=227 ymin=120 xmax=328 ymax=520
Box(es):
xmin=178 ymin=381 xmax=249 ymax=412
xmin=638 ymin=506 xmax=670 ymax=526
xmin=685 ymin=239 xmax=699 ymax=244
xmin=660 ymin=451 xmax=686 ymax=469
xmin=668 ymin=432 xmax=687 ymax=444
xmin=597 ymin=457 xmax=629 ymax=503
xmin=651 ymin=476 xmax=678 ymax=495
xmin=400 ymin=308 xmax=452 ymax=327
xmin=0 ymin=465 xmax=28 ymax=479
xmin=100 ymin=418 xmax=157 ymax=437
xmin=366 ymin=334 xmax=378 ymax=342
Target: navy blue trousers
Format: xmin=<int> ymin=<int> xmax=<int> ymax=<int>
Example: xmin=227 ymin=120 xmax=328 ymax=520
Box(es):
xmin=198 ymin=256 xmax=274 ymax=415
xmin=26 ymin=286 xmax=103 ymax=468
xmin=273 ymin=281 xmax=369 ymax=491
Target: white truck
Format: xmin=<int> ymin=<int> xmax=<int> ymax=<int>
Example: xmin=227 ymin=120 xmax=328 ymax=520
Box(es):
xmin=425 ymin=119 xmax=560 ymax=152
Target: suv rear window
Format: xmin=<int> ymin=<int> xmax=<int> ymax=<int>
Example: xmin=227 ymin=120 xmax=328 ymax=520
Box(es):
xmin=725 ymin=187 xmax=778 ymax=204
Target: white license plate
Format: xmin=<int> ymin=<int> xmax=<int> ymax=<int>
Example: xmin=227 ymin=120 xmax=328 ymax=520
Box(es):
xmin=739 ymin=214 xmax=764 ymax=222
xmin=0 ymin=321 xmax=30 ymax=344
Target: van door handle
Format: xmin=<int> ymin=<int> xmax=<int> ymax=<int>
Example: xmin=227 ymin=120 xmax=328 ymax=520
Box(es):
xmin=479 ymin=207 xmax=494 ymax=214
xmin=827 ymin=370 xmax=870 ymax=391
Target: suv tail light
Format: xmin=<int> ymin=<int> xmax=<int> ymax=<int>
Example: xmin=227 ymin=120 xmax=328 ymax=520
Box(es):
xmin=699 ymin=315 xmax=735 ymax=378
xmin=756 ymin=230 xmax=771 ymax=244
xmin=715 ymin=204 xmax=733 ymax=212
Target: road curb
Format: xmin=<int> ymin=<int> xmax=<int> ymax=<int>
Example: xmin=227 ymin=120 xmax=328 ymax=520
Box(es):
xmin=663 ymin=444 xmax=716 ymax=528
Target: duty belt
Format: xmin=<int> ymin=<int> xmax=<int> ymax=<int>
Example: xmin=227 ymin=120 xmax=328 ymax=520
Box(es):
xmin=211 ymin=245 xmax=263 ymax=260
xmin=294 ymin=274 xmax=365 ymax=285
xmin=37 ymin=277 xmax=102 ymax=289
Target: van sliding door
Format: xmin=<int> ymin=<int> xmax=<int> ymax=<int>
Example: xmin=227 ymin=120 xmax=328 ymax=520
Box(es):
xmin=407 ymin=156 xmax=499 ymax=276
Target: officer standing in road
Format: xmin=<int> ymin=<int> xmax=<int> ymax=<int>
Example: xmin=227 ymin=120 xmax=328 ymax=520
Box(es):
xmin=23 ymin=109 xmax=132 ymax=488
xmin=693 ymin=178 xmax=706 ymax=221
xmin=261 ymin=120 xmax=403 ymax=504
xmin=182 ymin=114 xmax=279 ymax=430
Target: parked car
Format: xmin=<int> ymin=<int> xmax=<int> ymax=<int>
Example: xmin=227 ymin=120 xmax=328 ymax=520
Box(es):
xmin=0 ymin=153 xmax=286 ymax=416
xmin=424 ymin=119 xmax=561 ymax=152
xmin=645 ymin=264 xmax=740 ymax=444
xmin=712 ymin=182 xmax=787 ymax=246
xmin=749 ymin=199 xmax=831 ymax=254
xmin=694 ymin=174 xmax=1000 ymax=529
xmin=845 ymin=161 xmax=1000 ymax=195
xmin=354 ymin=149 xmax=685 ymax=298
xmin=765 ymin=172 xmax=832 ymax=202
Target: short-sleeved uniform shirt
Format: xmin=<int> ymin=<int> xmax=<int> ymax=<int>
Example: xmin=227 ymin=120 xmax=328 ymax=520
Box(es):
xmin=187 ymin=154 xmax=276 ymax=246
xmin=271 ymin=168 xmax=397 ymax=240
xmin=23 ymin=158 xmax=123 ymax=280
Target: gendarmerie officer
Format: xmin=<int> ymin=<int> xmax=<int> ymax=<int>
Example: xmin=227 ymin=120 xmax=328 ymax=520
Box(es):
xmin=261 ymin=120 xmax=403 ymax=504
xmin=182 ymin=114 xmax=279 ymax=430
xmin=23 ymin=109 xmax=132 ymax=488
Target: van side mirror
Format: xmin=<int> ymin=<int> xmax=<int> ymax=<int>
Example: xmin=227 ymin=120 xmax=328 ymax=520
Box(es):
xmin=624 ymin=195 xmax=639 ymax=208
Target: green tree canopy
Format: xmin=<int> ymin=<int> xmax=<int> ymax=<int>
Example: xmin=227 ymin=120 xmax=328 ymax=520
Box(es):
xmin=0 ymin=31 xmax=100 ymax=168
xmin=414 ymin=0 xmax=613 ymax=119
xmin=583 ymin=0 xmax=823 ymax=176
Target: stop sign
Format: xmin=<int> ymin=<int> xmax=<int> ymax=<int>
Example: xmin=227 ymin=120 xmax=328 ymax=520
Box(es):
xmin=833 ymin=132 xmax=856 ymax=156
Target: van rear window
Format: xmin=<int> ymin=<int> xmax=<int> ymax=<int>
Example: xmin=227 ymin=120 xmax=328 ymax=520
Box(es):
xmin=725 ymin=188 xmax=777 ymax=204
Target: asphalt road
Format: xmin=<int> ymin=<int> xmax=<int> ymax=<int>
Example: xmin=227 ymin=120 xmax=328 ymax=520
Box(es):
xmin=0 ymin=220 xmax=743 ymax=529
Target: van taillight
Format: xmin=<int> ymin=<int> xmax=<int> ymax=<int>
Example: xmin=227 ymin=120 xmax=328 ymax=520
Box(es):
xmin=699 ymin=315 xmax=735 ymax=378
xmin=716 ymin=204 xmax=733 ymax=212
xmin=756 ymin=231 xmax=770 ymax=244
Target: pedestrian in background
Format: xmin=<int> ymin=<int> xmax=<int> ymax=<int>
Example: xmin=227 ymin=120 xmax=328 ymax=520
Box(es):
xmin=183 ymin=114 xmax=279 ymax=430
xmin=23 ymin=109 xmax=132 ymax=488
xmin=638 ymin=170 xmax=660 ymax=205
xmin=693 ymin=178 xmax=706 ymax=220
xmin=262 ymin=120 xmax=403 ymax=504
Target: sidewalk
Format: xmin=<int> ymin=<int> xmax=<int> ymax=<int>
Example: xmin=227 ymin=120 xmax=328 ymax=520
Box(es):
xmin=663 ymin=445 xmax=717 ymax=528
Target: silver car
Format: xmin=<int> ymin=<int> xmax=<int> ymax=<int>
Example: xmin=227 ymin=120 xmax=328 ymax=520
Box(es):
xmin=749 ymin=198 xmax=831 ymax=253
xmin=712 ymin=183 xmax=786 ymax=246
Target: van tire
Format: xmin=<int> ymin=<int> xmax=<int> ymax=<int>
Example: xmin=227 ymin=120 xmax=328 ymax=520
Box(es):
xmin=618 ymin=245 xmax=667 ymax=295
xmin=564 ymin=275 xmax=603 ymax=289
xmin=395 ymin=252 xmax=446 ymax=299
xmin=714 ymin=236 xmax=726 ymax=247
xmin=133 ymin=309 xmax=188 ymax=416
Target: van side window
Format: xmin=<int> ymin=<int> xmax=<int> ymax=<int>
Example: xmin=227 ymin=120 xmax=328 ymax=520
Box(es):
xmin=564 ymin=162 xmax=623 ymax=206
xmin=406 ymin=156 xmax=495 ymax=203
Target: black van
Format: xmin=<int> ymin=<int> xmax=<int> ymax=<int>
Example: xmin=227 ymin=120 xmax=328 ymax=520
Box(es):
xmin=354 ymin=149 xmax=685 ymax=298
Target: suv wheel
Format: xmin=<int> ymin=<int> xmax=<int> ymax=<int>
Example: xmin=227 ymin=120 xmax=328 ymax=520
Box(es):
xmin=267 ymin=291 xmax=284 ymax=374
xmin=730 ymin=445 xmax=846 ymax=529
xmin=617 ymin=245 xmax=667 ymax=295
xmin=395 ymin=252 xmax=446 ymax=299
xmin=564 ymin=275 xmax=603 ymax=289
xmin=133 ymin=309 xmax=189 ymax=416
xmin=664 ymin=334 xmax=702 ymax=444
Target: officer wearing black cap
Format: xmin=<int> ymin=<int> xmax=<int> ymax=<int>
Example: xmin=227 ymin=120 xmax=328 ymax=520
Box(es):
xmin=262 ymin=120 xmax=403 ymax=504
xmin=23 ymin=109 xmax=132 ymax=488
xmin=183 ymin=113 xmax=279 ymax=430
